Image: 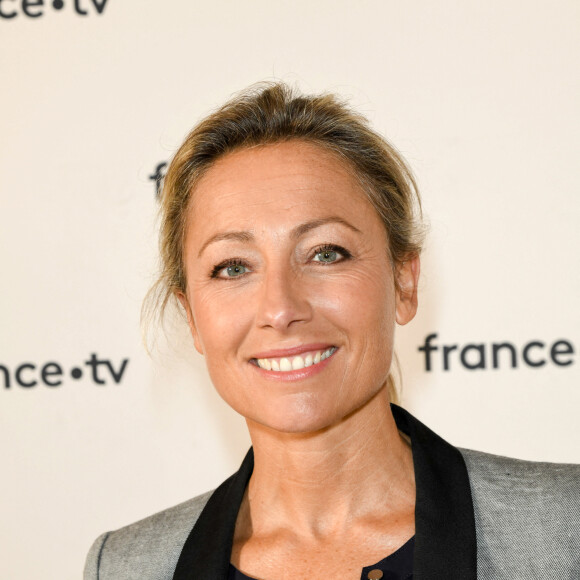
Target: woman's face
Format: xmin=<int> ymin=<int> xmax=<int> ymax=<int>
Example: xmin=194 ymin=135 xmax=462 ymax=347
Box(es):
xmin=180 ymin=140 xmax=419 ymax=434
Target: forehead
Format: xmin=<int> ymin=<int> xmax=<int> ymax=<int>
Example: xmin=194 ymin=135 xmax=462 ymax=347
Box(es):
xmin=186 ymin=140 xmax=384 ymax=244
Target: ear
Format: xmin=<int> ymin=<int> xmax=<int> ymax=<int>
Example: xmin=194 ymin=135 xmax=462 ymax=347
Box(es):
xmin=395 ymin=255 xmax=420 ymax=326
xmin=176 ymin=291 xmax=205 ymax=355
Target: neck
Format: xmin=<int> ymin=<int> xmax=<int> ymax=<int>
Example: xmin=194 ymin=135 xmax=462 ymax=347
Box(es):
xmin=243 ymin=391 xmax=415 ymax=537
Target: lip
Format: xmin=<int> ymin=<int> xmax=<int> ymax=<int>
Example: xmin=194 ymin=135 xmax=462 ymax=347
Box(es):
xmin=249 ymin=345 xmax=338 ymax=382
xmin=249 ymin=343 xmax=335 ymax=360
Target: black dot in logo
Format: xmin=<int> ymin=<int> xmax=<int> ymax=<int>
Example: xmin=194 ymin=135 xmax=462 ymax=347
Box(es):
xmin=71 ymin=367 xmax=82 ymax=379
xmin=53 ymin=0 xmax=64 ymax=9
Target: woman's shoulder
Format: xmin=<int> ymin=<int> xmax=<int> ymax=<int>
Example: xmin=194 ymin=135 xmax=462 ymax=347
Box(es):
xmin=459 ymin=447 xmax=580 ymax=493
xmin=84 ymin=489 xmax=214 ymax=580
xmin=459 ymin=447 xmax=580 ymax=516
xmin=458 ymin=448 xmax=580 ymax=578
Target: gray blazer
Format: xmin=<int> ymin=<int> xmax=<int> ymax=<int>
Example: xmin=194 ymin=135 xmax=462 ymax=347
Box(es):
xmin=84 ymin=406 xmax=580 ymax=579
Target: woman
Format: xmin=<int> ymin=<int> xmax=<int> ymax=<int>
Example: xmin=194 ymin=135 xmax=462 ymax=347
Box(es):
xmin=85 ymin=83 xmax=580 ymax=580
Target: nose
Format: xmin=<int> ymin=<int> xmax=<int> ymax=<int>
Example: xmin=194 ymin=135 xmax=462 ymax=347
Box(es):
xmin=255 ymin=266 xmax=312 ymax=331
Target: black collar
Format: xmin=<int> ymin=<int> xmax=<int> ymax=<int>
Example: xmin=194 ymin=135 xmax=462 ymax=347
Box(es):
xmin=173 ymin=405 xmax=477 ymax=580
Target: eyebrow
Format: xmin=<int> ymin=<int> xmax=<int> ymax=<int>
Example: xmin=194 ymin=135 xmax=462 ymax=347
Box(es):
xmin=291 ymin=216 xmax=361 ymax=239
xmin=197 ymin=216 xmax=361 ymax=258
xmin=197 ymin=231 xmax=254 ymax=257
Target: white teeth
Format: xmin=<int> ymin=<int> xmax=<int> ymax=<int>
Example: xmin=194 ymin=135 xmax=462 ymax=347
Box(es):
xmin=322 ymin=347 xmax=334 ymax=360
xmin=259 ymin=358 xmax=271 ymax=371
xmin=256 ymin=347 xmax=336 ymax=372
xmin=292 ymin=356 xmax=305 ymax=370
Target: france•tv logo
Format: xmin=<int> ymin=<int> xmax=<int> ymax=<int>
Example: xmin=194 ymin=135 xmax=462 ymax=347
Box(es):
xmin=0 ymin=0 xmax=108 ymax=19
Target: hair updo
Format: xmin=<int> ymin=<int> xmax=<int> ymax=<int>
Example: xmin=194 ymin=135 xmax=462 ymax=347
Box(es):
xmin=148 ymin=82 xmax=425 ymax=402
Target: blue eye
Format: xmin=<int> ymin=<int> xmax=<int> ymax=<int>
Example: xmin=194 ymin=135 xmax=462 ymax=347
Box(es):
xmin=225 ymin=264 xmax=247 ymax=277
xmin=211 ymin=260 xmax=250 ymax=279
xmin=312 ymin=244 xmax=351 ymax=265
xmin=314 ymin=249 xmax=339 ymax=263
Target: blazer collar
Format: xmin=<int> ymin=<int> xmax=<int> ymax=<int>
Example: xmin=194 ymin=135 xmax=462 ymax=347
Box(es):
xmin=173 ymin=405 xmax=477 ymax=580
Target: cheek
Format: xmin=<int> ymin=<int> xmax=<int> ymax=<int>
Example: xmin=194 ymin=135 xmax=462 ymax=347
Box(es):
xmin=190 ymin=289 xmax=253 ymax=408
xmin=318 ymin=267 xmax=397 ymax=384
xmin=315 ymin=265 xmax=396 ymax=330
xmin=189 ymin=285 xmax=253 ymax=359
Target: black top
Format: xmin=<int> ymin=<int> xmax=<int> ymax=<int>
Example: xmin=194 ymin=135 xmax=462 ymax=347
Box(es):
xmin=227 ymin=535 xmax=415 ymax=580
xmin=173 ymin=405 xmax=477 ymax=580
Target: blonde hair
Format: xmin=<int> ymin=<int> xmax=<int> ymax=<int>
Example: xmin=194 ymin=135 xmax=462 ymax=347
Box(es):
xmin=147 ymin=82 xmax=424 ymax=402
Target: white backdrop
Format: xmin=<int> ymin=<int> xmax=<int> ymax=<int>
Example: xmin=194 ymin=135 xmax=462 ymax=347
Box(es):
xmin=1 ymin=2 xmax=578 ymax=578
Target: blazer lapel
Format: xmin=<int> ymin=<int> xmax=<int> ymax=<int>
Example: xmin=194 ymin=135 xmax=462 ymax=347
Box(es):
xmin=173 ymin=405 xmax=477 ymax=579
xmin=392 ymin=405 xmax=477 ymax=580
xmin=172 ymin=449 xmax=254 ymax=580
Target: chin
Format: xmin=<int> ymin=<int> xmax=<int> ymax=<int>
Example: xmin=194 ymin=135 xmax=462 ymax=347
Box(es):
xmin=244 ymin=396 xmax=356 ymax=436
xmin=251 ymin=416 xmax=336 ymax=436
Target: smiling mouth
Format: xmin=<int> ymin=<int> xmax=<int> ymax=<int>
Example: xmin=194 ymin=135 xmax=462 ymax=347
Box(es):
xmin=251 ymin=346 xmax=337 ymax=372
